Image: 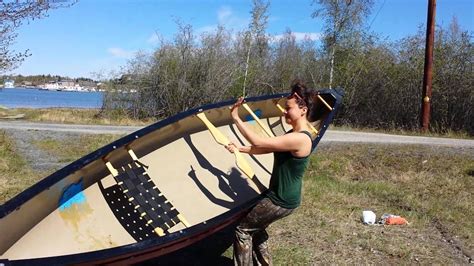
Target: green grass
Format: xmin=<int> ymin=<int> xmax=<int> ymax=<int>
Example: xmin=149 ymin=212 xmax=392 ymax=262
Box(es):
xmin=263 ymin=143 xmax=473 ymax=264
xmin=10 ymin=108 xmax=156 ymax=126
xmin=31 ymin=134 xmax=123 ymax=163
xmin=0 ymin=131 xmax=42 ymax=204
xmin=0 ymin=131 xmax=123 ymax=204
xmin=220 ymin=144 xmax=473 ymax=264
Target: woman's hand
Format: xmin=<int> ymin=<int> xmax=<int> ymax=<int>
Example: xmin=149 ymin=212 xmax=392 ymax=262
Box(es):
xmin=225 ymin=142 xmax=239 ymax=154
xmin=230 ymin=97 xmax=244 ymax=120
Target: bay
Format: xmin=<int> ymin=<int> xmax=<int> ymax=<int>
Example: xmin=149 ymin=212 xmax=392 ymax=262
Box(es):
xmin=0 ymin=88 xmax=103 ymax=109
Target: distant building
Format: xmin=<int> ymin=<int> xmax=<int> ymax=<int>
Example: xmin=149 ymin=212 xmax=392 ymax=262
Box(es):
xmin=22 ymin=81 xmax=33 ymax=87
xmin=39 ymin=79 xmax=98 ymax=92
xmin=4 ymin=79 xmax=14 ymax=89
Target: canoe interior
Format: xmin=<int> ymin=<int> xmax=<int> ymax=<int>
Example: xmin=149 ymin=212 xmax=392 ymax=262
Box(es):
xmin=0 ymin=91 xmax=341 ymax=263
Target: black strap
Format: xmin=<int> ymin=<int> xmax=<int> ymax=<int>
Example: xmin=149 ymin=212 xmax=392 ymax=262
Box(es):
xmin=299 ymin=130 xmax=313 ymax=142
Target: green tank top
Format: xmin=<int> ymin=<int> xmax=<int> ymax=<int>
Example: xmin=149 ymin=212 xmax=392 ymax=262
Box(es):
xmin=266 ymin=131 xmax=312 ymax=209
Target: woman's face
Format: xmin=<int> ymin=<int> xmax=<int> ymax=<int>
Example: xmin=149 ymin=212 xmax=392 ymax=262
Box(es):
xmin=284 ymin=98 xmax=307 ymax=124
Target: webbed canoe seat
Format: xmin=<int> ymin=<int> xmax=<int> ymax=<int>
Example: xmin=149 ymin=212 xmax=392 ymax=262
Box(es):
xmin=104 ymin=150 xmax=189 ymax=240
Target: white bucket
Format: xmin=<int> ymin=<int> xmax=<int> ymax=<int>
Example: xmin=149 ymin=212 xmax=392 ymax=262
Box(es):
xmin=362 ymin=210 xmax=376 ymax=224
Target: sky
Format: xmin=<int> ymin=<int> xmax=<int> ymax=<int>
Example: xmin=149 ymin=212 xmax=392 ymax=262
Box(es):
xmin=6 ymin=0 xmax=473 ymax=79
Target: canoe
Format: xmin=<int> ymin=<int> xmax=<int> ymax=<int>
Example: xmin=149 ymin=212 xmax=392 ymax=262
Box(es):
xmin=0 ymin=90 xmax=343 ymax=265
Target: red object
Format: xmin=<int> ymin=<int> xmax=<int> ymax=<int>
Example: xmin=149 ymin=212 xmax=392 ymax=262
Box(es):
xmin=385 ymin=216 xmax=408 ymax=225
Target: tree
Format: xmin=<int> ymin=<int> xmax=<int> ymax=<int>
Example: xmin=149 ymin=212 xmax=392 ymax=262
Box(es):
xmin=311 ymin=0 xmax=373 ymax=88
xmin=0 ymin=0 xmax=76 ymax=73
xmin=241 ymin=0 xmax=271 ymax=96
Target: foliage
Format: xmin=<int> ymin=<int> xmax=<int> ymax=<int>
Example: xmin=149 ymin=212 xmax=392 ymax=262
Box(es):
xmin=102 ymin=9 xmax=472 ymax=134
xmin=0 ymin=74 xmax=96 ymax=86
xmin=311 ymin=0 xmax=374 ymax=88
xmin=0 ymin=0 xmax=76 ymax=73
xmin=334 ymin=19 xmax=473 ymax=134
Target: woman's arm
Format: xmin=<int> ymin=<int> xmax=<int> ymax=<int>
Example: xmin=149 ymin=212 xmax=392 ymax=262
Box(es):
xmin=225 ymin=143 xmax=271 ymax=155
xmin=230 ymin=97 xmax=309 ymax=153
xmin=238 ymin=145 xmax=272 ymax=155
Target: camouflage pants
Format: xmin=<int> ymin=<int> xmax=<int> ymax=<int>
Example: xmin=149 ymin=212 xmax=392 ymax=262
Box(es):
xmin=233 ymin=197 xmax=294 ymax=266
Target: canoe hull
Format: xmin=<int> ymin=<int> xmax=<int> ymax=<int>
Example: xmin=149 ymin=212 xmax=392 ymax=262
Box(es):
xmin=0 ymin=90 xmax=343 ymax=264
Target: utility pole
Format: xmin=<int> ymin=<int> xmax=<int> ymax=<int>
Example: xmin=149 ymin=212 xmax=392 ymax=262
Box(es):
xmin=421 ymin=0 xmax=436 ymax=132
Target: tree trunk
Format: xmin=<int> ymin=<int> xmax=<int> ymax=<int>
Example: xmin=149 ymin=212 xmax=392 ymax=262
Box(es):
xmin=329 ymin=45 xmax=335 ymax=89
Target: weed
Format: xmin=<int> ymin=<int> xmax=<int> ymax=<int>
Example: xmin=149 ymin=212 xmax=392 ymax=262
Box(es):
xmin=12 ymin=108 xmax=156 ymax=126
xmin=32 ymin=134 xmax=123 ymax=163
xmin=0 ymin=131 xmax=42 ymax=204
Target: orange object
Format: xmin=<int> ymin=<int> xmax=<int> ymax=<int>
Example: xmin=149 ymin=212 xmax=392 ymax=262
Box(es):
xmin=385 ymin=216 xmax=408 ymax=225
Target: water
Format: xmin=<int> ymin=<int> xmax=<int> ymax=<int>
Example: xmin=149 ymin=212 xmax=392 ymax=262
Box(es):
xmin=0 ymin=87 xmax=103 ymax=108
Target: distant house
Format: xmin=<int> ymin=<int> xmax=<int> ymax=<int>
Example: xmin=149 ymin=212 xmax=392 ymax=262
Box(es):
xmin=4 ymin=79 xmax=15 ymax=89
xmin=22 ymin=81 xmax=33 ymax=87
xmin=42 ymin=81 xmax=61 ymax=90
xmin=58 ymin=80 xmax=75 ymax=89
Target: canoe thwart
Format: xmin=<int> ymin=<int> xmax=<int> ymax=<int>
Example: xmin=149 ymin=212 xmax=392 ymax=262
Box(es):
xmin=196 ymin=112 xmax=265 ymax=193
xmin=242 ymin=103 xmax=274 ymax=137
xmin=317 ymin=94 xmax=333 ymax=111
xmin=196 ymin=112 xmax=255 ymax=179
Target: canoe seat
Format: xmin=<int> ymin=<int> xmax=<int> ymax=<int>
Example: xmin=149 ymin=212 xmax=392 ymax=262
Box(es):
xmin=116 ymin=162 xmax=182 ymax=230
xmin=103 ymin=159 xmax=188 ymax=240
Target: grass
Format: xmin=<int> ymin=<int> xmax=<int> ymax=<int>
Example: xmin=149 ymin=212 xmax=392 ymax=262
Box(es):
xmin=0 ymin=131 xmax=43 ymax=204
xmin=9 ymin=108 xmax=156 ymax=126
xmin=0 ymin=131 xmax=123 ymax=204
xmin=265 ymin=143 xmax=474 ymax=264
xmin=31 ymin=134 xmax=124 ymax=163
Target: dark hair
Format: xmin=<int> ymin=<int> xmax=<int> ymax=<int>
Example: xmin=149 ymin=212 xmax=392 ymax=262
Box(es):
xmin=290 ymin=80 xmax=325 ymax=122
xmin=290 ymin=80 xmax=309 ymax=107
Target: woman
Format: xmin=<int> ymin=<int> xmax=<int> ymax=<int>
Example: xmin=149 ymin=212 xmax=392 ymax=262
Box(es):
xmin=226 ymin=81 xmax=320 ymax=266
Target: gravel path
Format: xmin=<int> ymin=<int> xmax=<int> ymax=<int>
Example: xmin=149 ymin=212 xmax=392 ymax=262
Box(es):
xmin=1 ymin=120 xmax=473 ymax=146
xmin=323 ymin=130 xmax=474 ymax=147
xmin=1 ymin=120 xmax=473 ymax=172
xmin=0 ymin=121 xmax=142 ymax=135
xmin=3 ymin=128 xmax=86 ymax=172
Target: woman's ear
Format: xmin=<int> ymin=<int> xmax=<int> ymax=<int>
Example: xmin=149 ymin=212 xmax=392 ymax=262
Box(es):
xmin=301 ymin=106 xmax=308 ymax=116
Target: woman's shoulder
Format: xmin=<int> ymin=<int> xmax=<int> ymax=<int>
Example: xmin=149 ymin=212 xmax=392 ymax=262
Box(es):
xmin=299 ymin=130 xmax=312 ymax=139
xmin=286 ymin=129 xmax=312 ymax=139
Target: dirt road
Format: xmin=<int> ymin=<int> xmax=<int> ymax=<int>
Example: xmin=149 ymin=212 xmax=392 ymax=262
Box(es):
xmin=1 ymin=120 xmax=473 ymax=147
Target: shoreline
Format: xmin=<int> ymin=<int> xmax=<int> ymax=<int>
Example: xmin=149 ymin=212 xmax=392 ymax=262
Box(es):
xmin=2 ymin=86 xmax=103 ymax=92
xmin=0 ymin=87 xmax=103 ymax=109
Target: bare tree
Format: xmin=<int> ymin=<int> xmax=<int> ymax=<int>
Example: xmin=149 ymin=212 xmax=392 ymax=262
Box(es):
xmin=0 ymin=0 xmax=76 ymax=73
xmin=312 ymin=0 xmax=373 ymax=88
xmin=272 ymin=29 xmax=303 ymax=90
xmin=242 ymin=0 xmax=271 ymax=96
